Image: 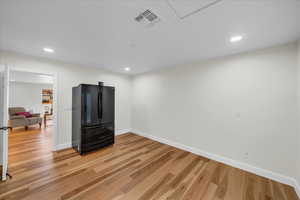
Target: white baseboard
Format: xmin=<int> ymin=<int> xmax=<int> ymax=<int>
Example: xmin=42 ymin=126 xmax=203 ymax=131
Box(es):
xmin=132 ymin=129 xmax=300 ymax=197
xmin=54 ymin=143 xmax=72 ymax=151
xmin=294 ymin=179 xmax=300 ymax=198
xmin=116 ymin=129 xmax=131 ymax=135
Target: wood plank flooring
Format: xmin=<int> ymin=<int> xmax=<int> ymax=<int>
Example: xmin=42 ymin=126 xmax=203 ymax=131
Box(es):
xmin=0 ymin=126 xmax=298 ymax=200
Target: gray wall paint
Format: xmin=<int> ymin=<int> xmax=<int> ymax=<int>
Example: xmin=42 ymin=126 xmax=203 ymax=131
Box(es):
xmin=132 ymin=42 xmax=299 ymax=180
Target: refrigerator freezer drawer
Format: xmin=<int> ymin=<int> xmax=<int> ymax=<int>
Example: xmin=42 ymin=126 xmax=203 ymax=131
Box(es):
xmin=82 ymin=126 xmax=114 ymax=144
xmin=81 ymin=137 xmax=114 ymax=154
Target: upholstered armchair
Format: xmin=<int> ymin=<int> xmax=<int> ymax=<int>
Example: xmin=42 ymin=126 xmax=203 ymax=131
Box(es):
xmin=9 ymin=107 xmax=42 ymax=130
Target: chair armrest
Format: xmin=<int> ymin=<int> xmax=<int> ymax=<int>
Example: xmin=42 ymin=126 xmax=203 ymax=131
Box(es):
xmin=10 ymin=115 xmax=25 ymax=120
xmin=31 ymin=113 xmax=41 ymax=117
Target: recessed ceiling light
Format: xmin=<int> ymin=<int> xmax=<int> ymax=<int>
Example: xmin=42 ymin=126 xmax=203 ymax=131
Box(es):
xmin=230 ymin=35 xmax=243 ymax=43
xmin=124 ymin=67 xmax=131 ymax=71
xmin=43 ymin=47 xmax=54 ymax=53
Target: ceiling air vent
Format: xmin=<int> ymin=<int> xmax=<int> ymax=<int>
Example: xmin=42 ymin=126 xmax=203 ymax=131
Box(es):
xmin=135 ymin=9 xmax=160 ymax=27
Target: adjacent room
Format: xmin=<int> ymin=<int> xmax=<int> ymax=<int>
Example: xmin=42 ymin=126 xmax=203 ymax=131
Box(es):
xmin=0 ymin=0 xmax=300 ymax=199
xmin=7 ymin=70 xmax=54 ymax=170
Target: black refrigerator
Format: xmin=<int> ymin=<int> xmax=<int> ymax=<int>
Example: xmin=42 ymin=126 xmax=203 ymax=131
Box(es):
xmin=72 ymin=82 xmax=115 ymax=154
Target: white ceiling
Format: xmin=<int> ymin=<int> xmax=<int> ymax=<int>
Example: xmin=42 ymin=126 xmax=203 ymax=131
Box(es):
xmin=0 ymin=0 xmax=300 ymax=74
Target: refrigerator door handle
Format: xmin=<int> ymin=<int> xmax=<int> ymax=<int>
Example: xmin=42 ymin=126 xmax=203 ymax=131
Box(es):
xmin=97 ymin=88 xmax=100 ymax=119
xmin=98 ymin=87 xmax=103 ymax=120
xmin=100 ymin=88 xmax=103 ymax=119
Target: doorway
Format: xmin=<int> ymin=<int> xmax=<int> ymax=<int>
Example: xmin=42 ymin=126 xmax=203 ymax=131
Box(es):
xmin=1 ymin=67 xmax=58 ymax=180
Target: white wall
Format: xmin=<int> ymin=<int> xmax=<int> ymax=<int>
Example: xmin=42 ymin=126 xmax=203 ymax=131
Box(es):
xmin=9 ymin=82 xmax=52 ymax=114
xmin=0 ymin=51 xmax=132 ymax=148
xmin=132 ymin=42 xmax=299 ymax=180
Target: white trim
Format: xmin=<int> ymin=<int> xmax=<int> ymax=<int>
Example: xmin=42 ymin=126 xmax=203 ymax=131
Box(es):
xmin=116 ymin=129 xmax=131 ymax=135
xmin=0 ymin=65 xmax=9 ymax=181
xmin=8 ymin=68 xmax=59 ymax=151
xmin=132 ymin=129 xmax=300 ymax=197
xmin=51 ymin=72 xmax=59 ymax=152
xmin=55 ymin=143 xmax=72 ymax=151
xmin=294 ymin=179 xmax=300 ymax=198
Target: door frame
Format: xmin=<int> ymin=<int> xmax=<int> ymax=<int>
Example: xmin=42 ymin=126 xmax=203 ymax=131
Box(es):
xmin=9 ymin=67 xmax=59 ymax=151
xmin=1 ymin=65 xmax=9 ymax=180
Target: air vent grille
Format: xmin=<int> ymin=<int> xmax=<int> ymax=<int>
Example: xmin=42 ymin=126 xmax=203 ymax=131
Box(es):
xmin=135 ymin=15 xmax=144 ymax=22
xmin=135 ymin=9 xmax=160 ymax=26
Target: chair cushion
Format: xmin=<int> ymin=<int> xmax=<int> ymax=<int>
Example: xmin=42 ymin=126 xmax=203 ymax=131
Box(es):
xmin=26 ymin=117 xmax=42 ymax=125
xmin=16 ymin=112 xmax=32 ymax=118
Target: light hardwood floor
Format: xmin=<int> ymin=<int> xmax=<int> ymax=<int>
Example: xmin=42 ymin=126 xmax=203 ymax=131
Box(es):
xmin=0 ymin=126 xmax=298 ymax=200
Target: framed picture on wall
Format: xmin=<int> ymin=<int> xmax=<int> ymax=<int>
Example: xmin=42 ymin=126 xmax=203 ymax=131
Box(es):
xmin=42 ymin=89 xmax=53 ymax=104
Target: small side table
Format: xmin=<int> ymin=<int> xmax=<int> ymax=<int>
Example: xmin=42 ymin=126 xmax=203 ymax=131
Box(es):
xmin=44 ymin=113 xmax=52 ymax=127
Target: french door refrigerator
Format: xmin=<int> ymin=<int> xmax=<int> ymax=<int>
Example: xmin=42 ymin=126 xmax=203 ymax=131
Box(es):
xmin=72 ymin=82 xmax=115 ymax=154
